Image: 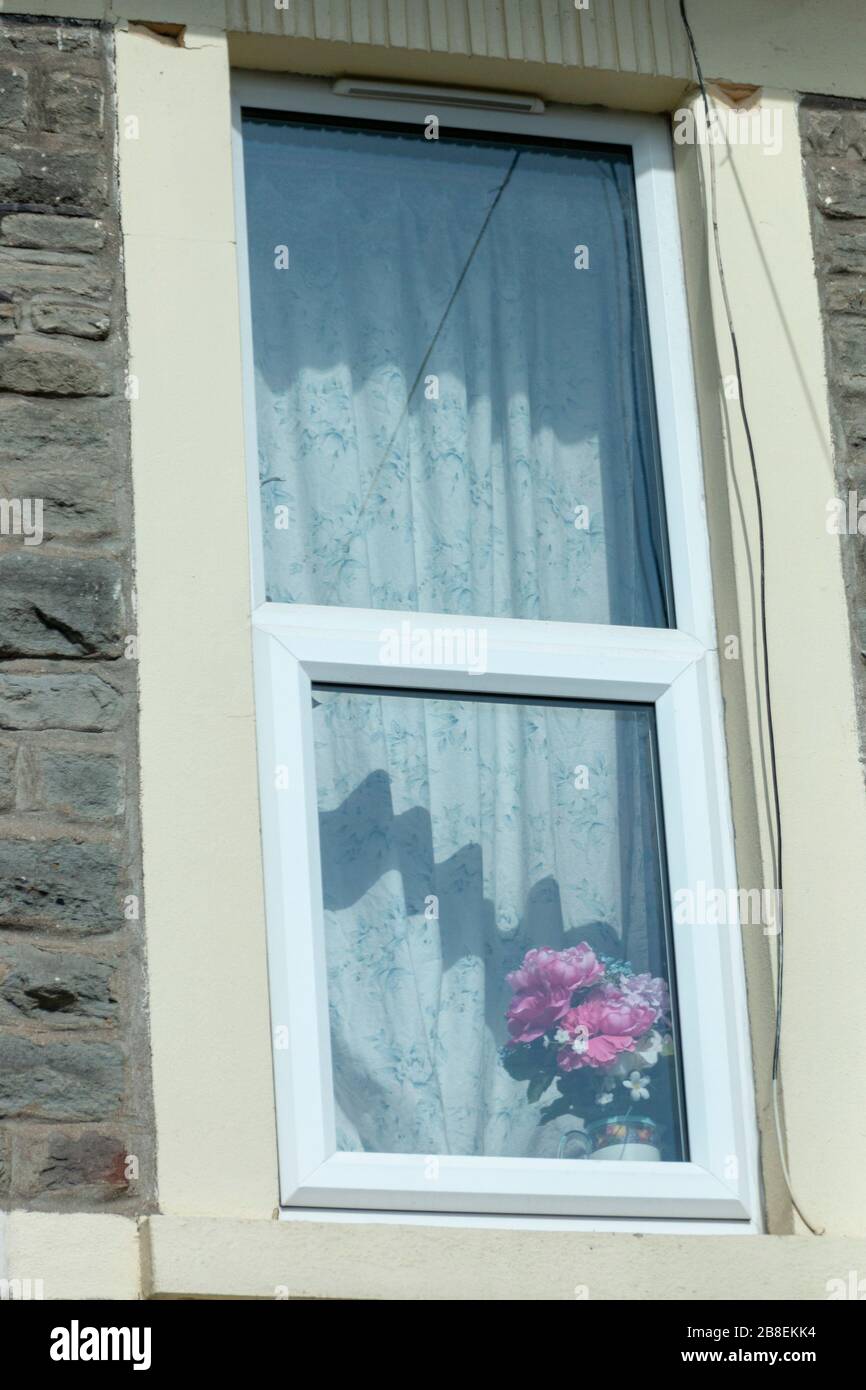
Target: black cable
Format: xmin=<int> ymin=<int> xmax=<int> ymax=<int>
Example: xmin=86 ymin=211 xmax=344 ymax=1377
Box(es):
xmin=679 ymin=1 xmax=822 ymax=1235
xmin=678 ymin=0 xmax=783 ymax=1073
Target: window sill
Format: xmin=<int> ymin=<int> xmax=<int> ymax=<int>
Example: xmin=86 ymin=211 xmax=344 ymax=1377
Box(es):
xmin=141 ymin=1215 xmax=859 ymax=1300
xmin=278 ymin=1206 xmax=758 ymax=1235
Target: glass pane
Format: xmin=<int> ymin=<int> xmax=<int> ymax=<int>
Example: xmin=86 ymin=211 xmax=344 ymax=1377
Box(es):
xmin=243 ymin=116 xmax=673 ymax=627
xmin=312 ymin=686 xmax=686 ymax=1162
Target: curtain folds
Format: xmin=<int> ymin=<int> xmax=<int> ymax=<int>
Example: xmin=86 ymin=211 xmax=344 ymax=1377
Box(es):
xmin=313 ymin=690 xmax=669 ymax=1158
xmin=244 ymin=119 xmax=670 ymax=627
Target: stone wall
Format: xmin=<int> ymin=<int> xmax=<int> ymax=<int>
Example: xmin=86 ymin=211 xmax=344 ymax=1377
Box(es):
xmin=0 ymin=15 xmax=153 ymax=1210
xmin=800 ymin=98 xmax=866 ymax=755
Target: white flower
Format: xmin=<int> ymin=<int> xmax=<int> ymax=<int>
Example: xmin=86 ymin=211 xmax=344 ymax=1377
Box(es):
xmin=622 ymin=1070 xmax=650 ymax=1101
xmin=554 ymin=1024 xmax=590 ymax=1054
xmin=634 ymin=1030 xmax=663 ymax=1067
xmin=596 ymin=1086 xmax=615 ymax=1106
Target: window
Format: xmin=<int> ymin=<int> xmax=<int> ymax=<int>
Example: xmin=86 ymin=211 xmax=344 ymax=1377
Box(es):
xmin=233 ymin=74 xmax=759 ymax=1223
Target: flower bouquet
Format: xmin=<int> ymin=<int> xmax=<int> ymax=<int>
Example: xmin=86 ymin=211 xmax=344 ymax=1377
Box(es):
xmin=501 ymin=943 xmax=674 ymax=1159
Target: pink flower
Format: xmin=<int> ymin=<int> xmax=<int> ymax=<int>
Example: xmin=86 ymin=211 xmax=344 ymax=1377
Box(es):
xmin=506 ymin=944 xmax=603 ymax=996
xmin=590 ymin=989 xmax=658 ymax=1039
xmin=507 ymin=987 xmax=573 ymax=1043
xmin=617 ymin=973 xmax=670 ymax=1023
xmin=555 ymin=990 xmax=657 ymax=1071
xmin=505 ymin=944 xmax=603 ymax=1044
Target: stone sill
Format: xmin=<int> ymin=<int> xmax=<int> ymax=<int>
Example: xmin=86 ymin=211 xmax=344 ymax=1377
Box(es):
xmin=3 ymin=1209 xmax=864 ymax=1298
xmin=141 ymin=1214 xmax=866 ymax=1301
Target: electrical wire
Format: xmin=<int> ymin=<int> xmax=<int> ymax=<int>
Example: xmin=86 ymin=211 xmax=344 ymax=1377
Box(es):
xmin=678 ymin=0 xmax=823 ymax=1235
xmin=322 ymin=146 xmax=521 ymax=605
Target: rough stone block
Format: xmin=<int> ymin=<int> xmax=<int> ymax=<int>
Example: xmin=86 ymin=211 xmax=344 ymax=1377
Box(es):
xmin=0 ymin=838 xmax=124 ymax=932
xmin=0 ymin=554 xmax=124 ymax=659
xmin=0 ymin=64 xmax=28 ymax=130
xmin=801 ymin=106 xmax=866 ymax=158
xmin=0 ymin=673 xmax=122 ymax=732
xmin=818 ymin=227 xmax=866 ymax=276
xmin=829 ymin=319 xmax=866 ymax=380
xmin=0 ymin=395 xmax=120 ymax=465
xmin=813 ymin=164 xmax=866 ymax=219
xmin=43 ymin=71 xmax=104 ymax=136
xmin=0 ymin=293 xmax=17 ymax=337
xmin=32 ymin=300 xmax=110 ymax=339
xmin=0 ymin=212 xmax=106 ymax=253
xmin=0 ymin=461 xmax=118 ymax=542
xmin=0 ymin=1035 xmax=124 ymax=1120
xmin=30 ymin=748 xmax=124 ymax=822
xmin=825 ymin=278 xmax=866 ymax=316
xmin=0 ymin=141 xmax=107 ymax=212
xmin=0 ymin=24 xmax=96 ymax=55
xmin=11 ymin=1128 xmax=130 ymax=1201
xmin=0 ymin=739 xmax=15 ymax=810
xmin=0 ymin=341 xmax=111 ymax=395
xmin=0 ymin=290 xmax=16 ymax=335
xmin=0 ymin=247 xmax=111 ymax=298
xmin=11 ymin=1123 xmax=130 ymax=1200
xmin=845 ymin=409 xmax=866 ymax=452
xmin=0 ymin=943 xmax=117 ymax=1025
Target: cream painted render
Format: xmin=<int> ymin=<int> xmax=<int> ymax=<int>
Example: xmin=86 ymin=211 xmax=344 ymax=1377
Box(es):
xmin=8 ymin=1 xmax=865 ymax=1298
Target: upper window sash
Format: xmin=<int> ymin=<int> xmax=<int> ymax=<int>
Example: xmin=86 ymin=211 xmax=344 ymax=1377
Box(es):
xmin=232 ymin=73 xmax=717 ymax=652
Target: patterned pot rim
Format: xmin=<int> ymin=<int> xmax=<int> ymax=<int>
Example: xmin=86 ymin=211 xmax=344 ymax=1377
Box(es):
xmin=586 ymin=1114 xmax=658 ymax=1133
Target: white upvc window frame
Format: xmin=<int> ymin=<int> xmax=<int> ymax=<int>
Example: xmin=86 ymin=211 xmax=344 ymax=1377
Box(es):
xmin=232 ymin=73 xmax=761 ymax=1227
